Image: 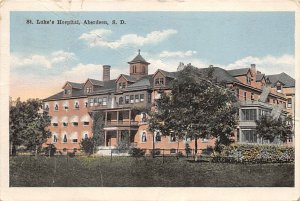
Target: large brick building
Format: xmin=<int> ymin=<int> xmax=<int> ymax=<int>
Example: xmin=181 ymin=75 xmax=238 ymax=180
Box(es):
xmin=43 ymin=52 xmax=295 ymax=153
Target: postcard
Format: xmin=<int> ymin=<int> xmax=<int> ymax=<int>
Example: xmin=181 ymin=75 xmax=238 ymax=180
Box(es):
xmin=0 ymin=0 xmax=299 ymax=201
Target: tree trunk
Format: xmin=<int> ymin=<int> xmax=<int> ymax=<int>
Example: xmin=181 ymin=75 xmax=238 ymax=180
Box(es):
xmin=194 ymin=136 xmax=198 ymax=161
xmin=11 ymin=143 xmax=17 ymax=156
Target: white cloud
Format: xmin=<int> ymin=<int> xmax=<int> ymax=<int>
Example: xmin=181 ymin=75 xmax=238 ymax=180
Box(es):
xmin=159 ymin=50 xmax=197 ymax=58
xmin=224 ymin=54 xmax=295 ymax=77
xmin=79 ymin=29 xmax=178 ymax=49
xmin=11 ymin=50 xmax=76 ymax=69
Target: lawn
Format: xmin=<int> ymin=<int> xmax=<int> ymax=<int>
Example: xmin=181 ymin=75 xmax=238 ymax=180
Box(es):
xmin=10 ymin=156 xmax=294 ymax=187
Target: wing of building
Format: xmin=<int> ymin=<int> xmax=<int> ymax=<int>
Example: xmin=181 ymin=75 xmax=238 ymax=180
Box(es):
xmin=43 ymin=52 xmax=295 ymax=153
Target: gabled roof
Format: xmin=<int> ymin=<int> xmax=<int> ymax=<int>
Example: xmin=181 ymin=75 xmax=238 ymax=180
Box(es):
xmin=201 ymin=67 xmax=240 ymax=83
xmin=227 ymin=68 xmax=251 ymax=77
xmin=88 ymin=78 xmax=103 ymax=86
xmin=267 ymin=72 xmax=295 ymax=88
xmin=62 ymin=81 xmax=84 ymax=89
xmin=115 ymin=74 xmax=137 ymax=83
xmin=256 ymin=74 xmax=265 ymax=81
xmin=153 ymin=69 xmax=177 ymax=79
xmin=126 ymin=77 xmax=151 ymax=89
xmin=128 ymin=53 xmax=150 ymax=64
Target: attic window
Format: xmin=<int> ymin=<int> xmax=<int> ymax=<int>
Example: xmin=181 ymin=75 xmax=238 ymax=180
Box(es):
xmin=119 ymin=82 xmax=126 ymax=89
xmin=276 ymin=84 xmax=282 ymax=93
xmin=155 ymin=78 xmax=164 ymax=86
xmin=247 ymin=76 xmax=251 ymax=84
xmin=86 ymin=87 xmax=92 ymax=94
xmin=64 ymin=89 xmax=71 ymax=95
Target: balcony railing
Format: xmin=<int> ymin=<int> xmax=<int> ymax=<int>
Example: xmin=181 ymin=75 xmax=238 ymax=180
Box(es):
xmin=106 ymin=120 xmax=139 ymax=126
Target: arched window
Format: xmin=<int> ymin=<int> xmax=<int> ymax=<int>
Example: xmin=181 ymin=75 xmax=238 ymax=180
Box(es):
xmin=62 ymin=134 xmax=67 ymax=143
xmin=141 ymin=132 xmax=147 ymax=142
xmin=83 ymin=133 xmax=89 ymax=140
xmin=119 ymin=97 xmax=124 ymax=105
xmin=52 ymin=133 xmax=58 ymax=143
xmin=141 ymin=112 xmax=147 ymax=123
xmin=155 ymin=132 xmax=161 ymax=142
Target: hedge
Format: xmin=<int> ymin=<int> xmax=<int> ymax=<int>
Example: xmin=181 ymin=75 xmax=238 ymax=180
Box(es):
xmin=212 ymin=144 xmax=294 ymax=163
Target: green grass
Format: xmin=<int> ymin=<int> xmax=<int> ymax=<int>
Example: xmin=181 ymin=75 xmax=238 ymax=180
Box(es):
xmin=10 ymin=156 xmax=294 ymax=187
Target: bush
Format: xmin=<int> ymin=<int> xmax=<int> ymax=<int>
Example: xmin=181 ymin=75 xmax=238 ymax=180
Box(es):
xmin=42 ymin=144 xmax=56 ymax=157
xmin=80 ymin=137 xmax=95 ymax=155
xmin=150 ymin=149 xmax=161 ymax=156
xmin=129 ymin=148 xmax=145 ymax=157
xmin=212 ymin=144 xmax=294 ymax=164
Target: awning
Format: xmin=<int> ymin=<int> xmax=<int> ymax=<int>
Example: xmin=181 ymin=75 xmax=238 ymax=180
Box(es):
xmin=70 ymin=132 xmax=78 ymax=139
xmin=51 ymin=116 xmax=58 ymax=124
xmin=70 ymin=115 xmax=79 ymax=123
xmin=80 ymin=114 xmax=90 ymax=122
xmin=60 ymin=116 xmax=68 ymax=123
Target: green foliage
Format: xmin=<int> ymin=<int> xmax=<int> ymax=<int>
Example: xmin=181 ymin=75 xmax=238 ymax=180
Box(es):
xmin=212 ymin=144 xmax=294 ymax=163
xmin=80 ymin=137 xmax=95 ymax=156
xmin=256 ymin=114 xmax=293 ymax=143
xmin=42 ymin=144 xmax=57 ymax=157
xmin=149 ymin=65 xmax=239 ymax=151
xmin=129 ymin=147 xmax=145 ymax=157
xmin=91 ymin=111 xmax=105 ymax=146
xmin=9 ymin=98 xmax=51 ymax=156
xmin=185 ymin=143 xmax=191 ymax=157
xmin=116 ymin=130 xmax=131 ymax=153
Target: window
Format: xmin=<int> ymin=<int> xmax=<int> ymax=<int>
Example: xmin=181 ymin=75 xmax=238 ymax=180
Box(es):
xmin=84 ymin=133 xmax=88 ymax=139
xmin=155 ymin=132 xmax=161 ymax=142
xmin=54 ymin=104 xmax=58 ymax=111
xmin=44 ymin=104 xmax=49 ymax=111
xmin=247 ymin=76 xmax=251 ymax=84
xmin=141 ymin=113 xmax=147 ymax=123
xmin=119 ymin=97 xmax=124 ymax=105
xmin=53 ymin=135 xmax=58 ymax=143
xmin=251 ymin=93 xmax=254 ymax=100
xmin=130 ymin=95 xmax=134 ymax=103
xmin=148 ymin=93 xmax=151 ymax=103
xmin=241 ymin=130 xmax=257 ymax=143
xmin=125 ymin=95 xmax=130 ymax=104
xmin=85 ymin=101 xmax=88 ymax=108
xmin=170 ymin=149 xmax=177 ymax=154
xmin=119 ymin=82 xmax=126 ymax=89
xmin=74 ymin=101 xmax=79 ymax=109
xmin=72 ymin=122 xmax=78 ymax=126
xmin=94 ymin=98 xmax=99 ymax=106
xmin=276 ymin=84 xmax=282 ymax=93
xmin=141 ymin=132 xmax=147 ymax=142
xmin=287 ymin=98 xmax=292 ymax=108
xmin=63 ymin=122 xmax=68 ymax=127
xmin=103 ymin=97 xmax=107 ymax=106
xmin=140 ymin=94 xmax=144 ymax=102
xmin=170 ymin=133 xmax=176 ymax=142
xmin=236 ymin=88 xmax=239 ymax=99
xmin=155 ymin=78 xmax=164 ymax=86
xmin=89 ymin=98 xmax=94 ymax=107
xmin=64 ymin=89 xmax=71 ymax=95
xmin=86 ymin=87 xmax=92 ymax=94
xmin=63 ymin=134 xmax=67 ymax=143
xmin=83 ymin=122 xmax=89 ymax=126
xmin=244 ymin=92 xmax=247 ymax=101
xmin=52 ymin=123 xmax=58 ymax=127
xmin=241 ymin=109 xmax=257 ymax=121
xmin=72 ymin=139 xmax=78 ymax=143
xmin=135 ymin=94 xmax=139 ymax=103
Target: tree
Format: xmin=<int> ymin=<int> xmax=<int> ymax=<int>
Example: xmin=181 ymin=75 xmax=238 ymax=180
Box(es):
xmin=116 ymin=130 xmax=131 ymax=153
xmin=149 ymin=65 xmax=239 ymax=160
xmin=91 ymin=111 xmax=105 ymax=146
xmin=80 ymin=137 xmax=95 ymax=155
xmin=9 ymin=98 xmax=51 ymax=156
xmin=256 ymin=114 xmax=293 ymax=143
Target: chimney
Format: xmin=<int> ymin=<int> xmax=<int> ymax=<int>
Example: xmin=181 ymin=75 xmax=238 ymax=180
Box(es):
xmin=103 ymin=65 xmax=111 ymax=81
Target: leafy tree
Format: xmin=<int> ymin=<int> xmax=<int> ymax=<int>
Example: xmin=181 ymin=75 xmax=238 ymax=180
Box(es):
xmin=256 ymin=114 xmax=293 ymax=143
xmin=80 ymin=137 xmax=95 ymax=155
xmin=116 ymin=130 xmax=131 ymax=153
xmin=9 ymin=98 xmax=51 ymax=156
xmin=149 ymin=65 xmax=239 ymax=160
xmin=91 ymin=111 xmax=105 ymax=146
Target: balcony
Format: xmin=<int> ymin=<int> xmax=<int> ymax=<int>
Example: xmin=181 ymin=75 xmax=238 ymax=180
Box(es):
xmin=106 ymin=120 xmax=139 ymax=127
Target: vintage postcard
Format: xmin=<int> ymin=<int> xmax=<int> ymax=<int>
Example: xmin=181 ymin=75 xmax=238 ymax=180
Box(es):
xmin=0 ymin=0 xmax=299 ymax=201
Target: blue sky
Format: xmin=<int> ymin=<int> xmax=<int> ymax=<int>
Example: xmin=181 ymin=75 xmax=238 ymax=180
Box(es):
xmin=10 ymin=11 xmax=295 ymax=99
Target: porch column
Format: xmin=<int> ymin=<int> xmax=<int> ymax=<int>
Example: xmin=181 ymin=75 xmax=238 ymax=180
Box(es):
xmin=117 ymin=130 xmax=120 ymax=145
xmin=105 ymin=111 xmax=107 ymax=125
xmin=117 ymin=111 xmax=119 ymax=123
xmin=129 ymin=110 xmax=132 ymax=124
xmin=104 ymin=130 xmax=107 ymax=147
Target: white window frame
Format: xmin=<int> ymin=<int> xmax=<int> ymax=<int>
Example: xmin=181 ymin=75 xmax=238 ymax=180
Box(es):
xmin=141 ymin=131 xmax=147 ymax=143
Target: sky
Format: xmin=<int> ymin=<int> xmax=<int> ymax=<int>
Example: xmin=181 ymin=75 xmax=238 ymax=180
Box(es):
xmin=10 ymin=11 xmax=295 ymax=100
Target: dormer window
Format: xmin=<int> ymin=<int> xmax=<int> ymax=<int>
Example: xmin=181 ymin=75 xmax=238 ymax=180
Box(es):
xmin=276 ymin=84 xmax=282 ymax=93
xmin=251 ymin=93 xmax=254 ymax=100
xmin=118 ymin=82 xmax=126 ymax=89
xmin=64 ymin=89 xmax=71 ymax=95
xmin=119 ymin=97 xmax=124 ymax=105
xmin=44 ymin=104 xmax=49 ymax=111
xmin=155 ymin=78 xmax=164 ymax=86
xmin=74 ymin=101 xmax=80 ymax=109
xmin=54 ymin=104 xmax=58 ymax=111
xmin=130 ymin=95 xmax=134 ymax=103
xmin=86 ymin=87 xmax=92 ymax=94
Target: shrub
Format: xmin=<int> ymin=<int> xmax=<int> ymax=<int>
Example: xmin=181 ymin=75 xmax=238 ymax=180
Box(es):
xmin=212 ymin=144 xmax=294 ymax=164
xmin=151 ymin=149 xmax=161 ymax=156
xmin=80 ymin=137 xmax=95 ymax=155
xmin=185 ymin=143 xmax=191 ymax=157
xmin=42 ymin=144 xmax=56 ymax=157
xmin=129 ymin=148 xmax=145 ymax=157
